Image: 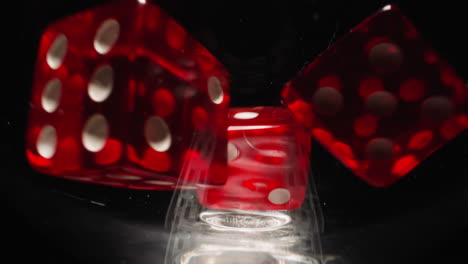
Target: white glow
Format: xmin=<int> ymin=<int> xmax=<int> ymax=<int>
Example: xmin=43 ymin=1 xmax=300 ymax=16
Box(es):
xmin=199 ymin=210 xmax=291 ymax=232
xmin=138 ymin=0 xmax=146 ymax=4
xmin=181 ymin=250 xmax=276 ymax=264
xmin=233 ymin=111 xmax=259 ymax=120
xmin=227 ymin=125 xmax=279 ymax=131
xmin=382 ymin=5 xmax=392 ymax=11
xmin=179 ymin=247 xmax=320 ymax=264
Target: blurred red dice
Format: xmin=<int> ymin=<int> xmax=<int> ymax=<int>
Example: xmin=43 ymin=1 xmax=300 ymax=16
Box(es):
xmin=282 ymin=4 xmax=467 ymax=187
xmin=197 ymin=107 xmax=311 ymax=211
xmin=26 ymin=0 xmax=229 ymax=189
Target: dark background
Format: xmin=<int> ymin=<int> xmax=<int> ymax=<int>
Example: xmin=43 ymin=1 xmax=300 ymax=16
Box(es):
xmin=3 ymin=0 xmax=467 ymax=263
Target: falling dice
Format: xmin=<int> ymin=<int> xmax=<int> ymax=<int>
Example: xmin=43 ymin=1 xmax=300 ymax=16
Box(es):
xmin=197 ymin=107 xmax=311 ymax=210
xmin=26 ymin=0 xmax=229 ymax=189
xmin=282 ymin=5 xmax=468 ymax=187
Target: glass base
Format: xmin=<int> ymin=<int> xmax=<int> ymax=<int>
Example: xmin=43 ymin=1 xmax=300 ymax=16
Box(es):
xmin=199 ymin=210 xmax=292 ymax=232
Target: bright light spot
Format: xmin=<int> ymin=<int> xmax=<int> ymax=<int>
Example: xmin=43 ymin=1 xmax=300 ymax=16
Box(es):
xmin=199 ymin=210 xmax=291 ymax=232
xmin=181 ymin=251 xmax=276 ymax=264
xmin=178 ymin=247 xmax=320 ymax=264
xmin=227 ymin=125 xmax=279 ymax=131
xmin=138 ymin=0 xmax=146 ymax=4
xmin=382 ymin=5 xmax=392 ymax=11
xmin=233 ymin=111 xmax=259 ymax=120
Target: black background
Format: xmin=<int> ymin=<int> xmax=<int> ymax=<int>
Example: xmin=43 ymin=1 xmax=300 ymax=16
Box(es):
xmin=3 ymin=0 xmax=468 ymax=263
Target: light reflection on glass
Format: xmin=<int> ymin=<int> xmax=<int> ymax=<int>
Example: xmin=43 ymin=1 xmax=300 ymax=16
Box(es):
xmin=227 ymin=125 xmax=280 ymax=131
xmin=179 ymin=248 xmax=319 ymax=264
xmin=199 ymin=210 xmax=291 ymax=232
xmin=164 ymin=183 xmax=322 ymax=264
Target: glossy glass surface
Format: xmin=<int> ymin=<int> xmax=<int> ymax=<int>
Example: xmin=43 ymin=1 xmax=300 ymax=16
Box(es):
xmin=166 ymin=183 xmax=321 ymax=264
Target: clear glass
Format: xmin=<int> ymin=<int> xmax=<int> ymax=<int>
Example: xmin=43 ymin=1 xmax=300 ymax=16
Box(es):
xmin=164 ymin=178 xmax=323 ymax=264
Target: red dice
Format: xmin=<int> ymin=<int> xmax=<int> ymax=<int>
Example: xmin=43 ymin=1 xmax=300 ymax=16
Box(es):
xmin=282 ymin=5 xmax=468 ymax=187
xmin=197 ymin=107 xmax=310 ymax=210
xmin=26 ymin=0 xmax=229 ymax=189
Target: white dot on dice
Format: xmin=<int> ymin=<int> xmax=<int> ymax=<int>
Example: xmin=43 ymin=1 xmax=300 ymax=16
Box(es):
xmin=46 ymin=34 xmax=68 ymax=70
xmin=421 ymin=96 xmax=454 ymax=122
xmin=145 ymin=116 xmax=172 ymax=152
xmin=366 ymin=137 xmax=394 ymax=160
xmin=369 ymin=42 xmax=403 ymax=74
xmin=37 ymin=125 xmax=57 ymax=159
xmin=313 ymin=87 xmax=344 ymax=116
xmin=82 ymin=114 xmax=109 ymax=152
xmin=41 ymin=78 xmax=62 ymax=113
xmin=94 ymin=19 xmax=120 ymax=55
xmin=268 ymin=188 xmax=291 ymax=205
xmin=88 ymin=65 xmax=114 ymax=102
xmin=366 ymin=91 xmax=398 ymax=117
xmin=208 ymin=76 xmax=224 ymax=104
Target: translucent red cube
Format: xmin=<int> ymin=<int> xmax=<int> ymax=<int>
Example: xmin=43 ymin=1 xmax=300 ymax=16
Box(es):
xmin=26 ymin=0 xmax=229 ymax=189
xmin=197 ymin=107 xmax=311 ymax=210
xmin=282 ymin=5 xmax=468 ymax=187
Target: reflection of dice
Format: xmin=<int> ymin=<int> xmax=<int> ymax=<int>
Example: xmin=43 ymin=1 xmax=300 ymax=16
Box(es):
xmin=197 ymin=107 xmax=310 ymax=210
xmin=26 ymin=0 xmax=229 ymax=189
xmin=282 ymin=4 xmax=468 ymax=187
